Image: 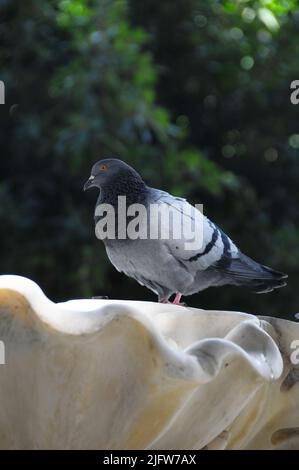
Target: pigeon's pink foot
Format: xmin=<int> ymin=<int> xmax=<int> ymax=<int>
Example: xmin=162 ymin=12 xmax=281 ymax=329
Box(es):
xmin=172 ymin=293 xmax=186 ymax=306
xmin=172 ymin=292 xmax=182 ymax=304
xmin=159 ymin=294 xmax=186 ymax=306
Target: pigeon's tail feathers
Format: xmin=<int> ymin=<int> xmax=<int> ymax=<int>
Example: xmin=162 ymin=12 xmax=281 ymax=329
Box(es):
xmin=216 ymin=252 xmax=288 ymax=293
xmin=249 ymin=270 xmax=288 ymax=294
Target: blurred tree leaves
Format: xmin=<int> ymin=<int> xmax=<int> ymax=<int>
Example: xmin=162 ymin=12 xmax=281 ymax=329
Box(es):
xmin=0 ymin=0 xmax=211 ymax=300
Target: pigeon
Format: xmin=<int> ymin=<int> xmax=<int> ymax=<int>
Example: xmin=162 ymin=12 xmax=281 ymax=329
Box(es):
xmin=84 ymin=158 xmax=287 ymax=305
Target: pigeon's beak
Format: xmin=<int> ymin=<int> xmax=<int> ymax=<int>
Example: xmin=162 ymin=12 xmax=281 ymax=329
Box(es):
xmin=83 ymin=175 xmax=95 ymax=191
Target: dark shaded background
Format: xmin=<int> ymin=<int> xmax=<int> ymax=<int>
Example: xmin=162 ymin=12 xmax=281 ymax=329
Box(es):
xmin=1 ymin=0 xmax=299 ymax=318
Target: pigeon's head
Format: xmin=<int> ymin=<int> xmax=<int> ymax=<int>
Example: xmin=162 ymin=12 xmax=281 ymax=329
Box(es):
xmin=83 ymin=158 xmax=143 ymax=191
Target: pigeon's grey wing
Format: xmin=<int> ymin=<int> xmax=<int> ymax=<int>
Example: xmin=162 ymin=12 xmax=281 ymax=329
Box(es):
xmin=147 ymin=189 xmax=238 ymax=272
xmin=148 ymin=189 xmax=287 ymax=293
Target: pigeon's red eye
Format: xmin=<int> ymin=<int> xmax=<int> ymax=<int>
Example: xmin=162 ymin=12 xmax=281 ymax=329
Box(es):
xmin=100 ymin=164 xmax=108 ymax=172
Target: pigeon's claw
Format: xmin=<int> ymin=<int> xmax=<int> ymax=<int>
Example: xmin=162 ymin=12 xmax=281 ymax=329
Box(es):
xmin=159 ymin=293 xmax=186 ymax=307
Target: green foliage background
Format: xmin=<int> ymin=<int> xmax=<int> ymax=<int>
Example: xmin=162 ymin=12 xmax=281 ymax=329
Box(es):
xmin=1 ymin=0 xmax=299 ymax=318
